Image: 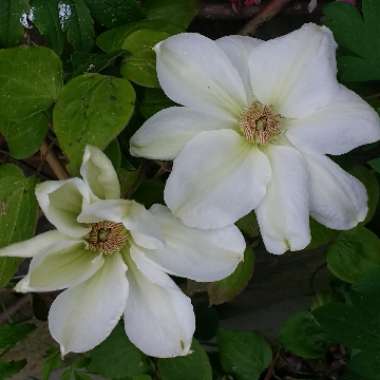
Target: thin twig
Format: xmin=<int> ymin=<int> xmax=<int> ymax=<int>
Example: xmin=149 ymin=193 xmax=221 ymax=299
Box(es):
xmin=199 ymin=2 xmax=260 ymax=19
xmin=0 ymin=295 xmax=30 ymax=324
xmin=239 ymin=0 xmax=294 ymax=35
xmin=40 ymin=141 xmax=69 ymax=180
xmin=264 ymin=352 xmax=280 ymax=380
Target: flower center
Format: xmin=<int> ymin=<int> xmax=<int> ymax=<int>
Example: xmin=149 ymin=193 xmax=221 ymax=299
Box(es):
xmin=87 ymin=221 xmax=129 ymax=255
xmin=239 ymin=101 xmax=281 ymax=144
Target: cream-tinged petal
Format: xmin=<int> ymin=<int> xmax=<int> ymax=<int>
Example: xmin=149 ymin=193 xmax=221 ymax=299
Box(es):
xmin=124 ymin=248 xmax=194 ymax=358
xmin=130 ymin=107 xmax=237 ymax=160
xmin=249 ymin=23 xmax=339 ymax=118
xmin=155 ymin=33 xmax=247 ymax=121
xmin=0 ymin=230 xmax=68 ymax=258
xmin=216 ymin=35 xmax=262 ymax=99
xmin=36 ymin=178 xmax=91 ymax=238
xmin=285 ymin=86 xmax=380 ymax=155
xmin=78 ymin=199 xmax=131 ymax=224
xmin=303 ymin=152 xmax=368 ymax=230
xmin=48 ymin=254 xmax=128 ymax=355
xmin=256 ymin=145 xmax=310 ymax=255
xmin=165 ymin=129 xmax=271 ymax=229
xmin=145 ymin=204 xmax=245 ymax=281
xmin=80 ymin=145 xmax=120 ymax=200
xmin=16 ymin=242 xmax=104 ymax=292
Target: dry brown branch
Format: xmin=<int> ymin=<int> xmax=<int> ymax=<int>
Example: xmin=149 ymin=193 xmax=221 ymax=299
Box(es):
xmin=40 ymin=141 xmax=69 ymax=180
xmin=0 ymin=295 xmax=30 ymax=324
xmin=239 ymin=0 xmax=294 ymax=35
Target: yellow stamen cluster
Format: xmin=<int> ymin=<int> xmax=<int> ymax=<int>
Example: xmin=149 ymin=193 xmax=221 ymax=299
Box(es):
xmin=240 ymin=101 xmax=281 ymax=145
xmin=87 ymin=221 xmax=128 ymax=255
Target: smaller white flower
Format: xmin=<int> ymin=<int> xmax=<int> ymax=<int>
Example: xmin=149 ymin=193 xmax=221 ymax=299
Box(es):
xmin=0 ymin=145 xmax=245 ymax=358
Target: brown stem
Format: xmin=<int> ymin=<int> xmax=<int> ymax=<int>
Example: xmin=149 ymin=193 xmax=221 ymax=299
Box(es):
xmin=239 ymin=0 xmax=294 ymax=35
xmin=0 ymin=295 xmax=30 ymax=324
xmin=198 ymin=2 xmax=260 ymax=20
xmin=40 ymin=141 xmax=69 ymax=180
xmin=263 ymin=352 xmax=280 ymax=380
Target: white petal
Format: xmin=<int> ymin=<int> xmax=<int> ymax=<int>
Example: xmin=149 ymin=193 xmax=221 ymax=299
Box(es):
xmin=78 ymin=199 xmax=131 ymax=224
xmin=123 ymin=201 xmax=164 ymax=250
xmin=130 ymin=107 xmax=236 ymax=160
xmin=0 ymin=230 xmax=68 ymax=258
xmin=145 ymin=204 xmax=245 ymax=281
xmin=165 ymin=129 xmax=271 ymax=229
xmin=249 ymin=23 xmax=339 ymax=118
xmin=16 ymin=242 xmax=104 ymax=292
xmin=303 ymin=152 xmax=368 ymax=229
xmin=80 ymin=145 xmax=120 ymax=200
xmin=48 ymin=254 xmax=128 ymax=355
xmin=36 ymin=178 xmax=91 ymax=238
xmin=256 ymin=145 xmax=310 ymax=254
xmin=285 ymin=86 xmax=380 ymax=155
xmin=155 ymin=33 xmax=247 ymax=121
xmin=216 ymin=35 xmax=262 ymax=99
xmin=124 ymin=248 xmax=194 ymax=358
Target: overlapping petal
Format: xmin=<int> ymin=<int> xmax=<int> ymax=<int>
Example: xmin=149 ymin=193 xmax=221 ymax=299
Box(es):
xmin=124 ymin=248 xmax=194 ymax=358
xmin=155 ymin=33 xmax=248 ymax=120
xmin=249 ymin=23 xmax=339 ymax=118
xmin=130 ymin=107 xmax=236 ymax=160
xmin=0 ymin=230 xmax=68 ymax=258
xmin=216 ymin=35 xmax=261 ymax=99
xmin=165 ymin=129 xmax=271 ymax=228
xmin=303 ymin=152 xmax=368 ymax=229
xmin=36 ymin=178 xmax=91 ymax=238
xmin=48 ymin=254 xmax=128 ymax=355
xmin=16 ymin=242 xmax=104 ymax=292
xmin=256 ymin=145 xmax=310 ymax=254
xmin=144 ymin=204 xmax=245 ymax=281
xmin=80 ymin=145 xmax=121 ymax=200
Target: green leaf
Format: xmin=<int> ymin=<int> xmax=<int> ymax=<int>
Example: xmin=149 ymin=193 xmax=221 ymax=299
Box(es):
xmin=323 ymin=0 xmax=380 ymax=82
xmin=120 ymin=29 xmax=169 ymax=88
xmin=64 ymin=0 xmax=95 ymax=52
xmin=0 ymin=46 xmax=63 ymax=121
xmin=0 ymin=360 xmax=26 ymax=379
xmin=279 ymin=312 xmax=329 ymax=359
xmin=143 ymin=0 xmax=199 ymax=30
xmin=84 ymin=0 xmax=144 ymax=28
xmin=236 ymin=212 xmax=259 ymax=239
xmin=31 ymin=0 xmax=65 ymax=54
xmin=0 ymin=112 xmax=48 ymax=159
xmin=0 ymin=0 xmax=29 ymax=47
xmin=307 ymin=219 xmax=338 ymax=250
xmin=42 ymin=348 xmax=64 ymax=380
xmin=314 ymin=293 xmax=380 ymax=352
xmin=218 ymin=329 xmax=272 ymax=380
xmin=88 ymin=324 xmax=150 ymax=378
xmin=208 ymin=247 xmax=255 ymax=305
xmin=0 ymin=323 xmax=35 ymax=350
xmin=104 ymin=139 xmax=122 ymax=169
xmin=0 ymin=164 xmax=39 ymax=286
xmin=139 ymin=88 xmax=173 ymax=119
xmin=350 ymin=165 xmax=379 ymax=224
xmin=348 ymin=351 xmax=380 ymax=380
xmin=326 ymin=226 xmax=380 ymax=283
xmin=133 ymin=178 xmax=164 ymax=208
xmin=96 ymin=20 xmax=181 ymax=53
xmin=369 ymin=158 xmax=380 ymax=174
xmin=158 ymin=340 xmax=212 ymax=380
xmin=53 ymin=73 xmax=135 ymax=174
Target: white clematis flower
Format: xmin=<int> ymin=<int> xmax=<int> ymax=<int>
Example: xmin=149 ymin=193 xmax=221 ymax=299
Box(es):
xmin=130 ymin=23 xmax=380 ymax=255
xmin=0 ymin=145 xmax=245 ymax=357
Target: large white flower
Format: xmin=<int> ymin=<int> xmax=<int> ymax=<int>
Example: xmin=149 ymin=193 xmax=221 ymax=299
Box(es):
xmin=0 ymin=145 xmax=245 ymax=357
xmin=130 ymin=23 xmax=380 ymax=255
